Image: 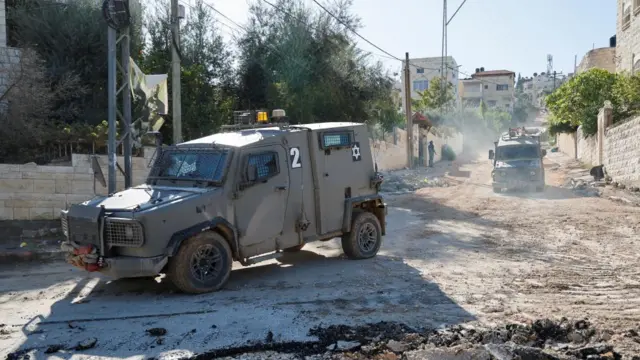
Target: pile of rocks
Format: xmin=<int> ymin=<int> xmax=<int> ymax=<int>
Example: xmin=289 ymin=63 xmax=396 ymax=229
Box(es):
xmin=210 ymin=318 xmax=636 ymax=360
xmin=563 ymin=178 xmax=601 ymax=197
xmin=380 ymin=170 xmax=450 ymax=194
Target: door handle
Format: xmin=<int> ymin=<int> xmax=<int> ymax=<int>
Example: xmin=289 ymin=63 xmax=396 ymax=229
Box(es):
xmin=275 ymin=185 xmax=288 ymax=191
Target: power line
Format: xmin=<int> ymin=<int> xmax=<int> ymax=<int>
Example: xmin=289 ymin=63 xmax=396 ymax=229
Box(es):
xmin=446 ymin=0 xmax=467 ymax=26
xmin=309 ymin=0 xmax=402 ymax=62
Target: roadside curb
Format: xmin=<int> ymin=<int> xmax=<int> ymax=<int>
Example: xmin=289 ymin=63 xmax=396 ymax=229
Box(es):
xmin=0 ymin=249 xmax=66 ymax=265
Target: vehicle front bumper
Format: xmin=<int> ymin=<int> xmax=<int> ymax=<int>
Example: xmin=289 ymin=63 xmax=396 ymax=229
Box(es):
xmin=100 ymin=255 xmax=168 ymax=279
xmin=492 ymin=179 xmax=544 ymax=190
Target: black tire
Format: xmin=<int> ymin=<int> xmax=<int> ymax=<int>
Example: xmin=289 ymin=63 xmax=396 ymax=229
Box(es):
xmin=493 ymin=186 xmax=501 ymax=193
xmin=341 ymin=211 xmax=382 ymax=259
xmin=283 ymin=244 xmax=305 ymax=252
xmin=535 ymin=185 xmax=545 ymax=192
xmin=167 ymin=231 xmax=232 ymax=294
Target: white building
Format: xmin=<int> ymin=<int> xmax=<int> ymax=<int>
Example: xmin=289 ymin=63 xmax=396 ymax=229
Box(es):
xmin=400 ymin=56 xmax=459 ymax=113
xmin=460 ymin=69 xmax=515 ymax=111
xmin=521 ymin=72 xmax=567 ymax=108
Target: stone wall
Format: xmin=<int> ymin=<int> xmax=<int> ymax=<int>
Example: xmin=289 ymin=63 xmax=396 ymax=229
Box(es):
xmin=0 ymin=148 xmax=155 ymax=220
xmin=576 ymin=47 xmax=616 ymax=74
xmin=604 ymin=115 xmax=640 ymax=184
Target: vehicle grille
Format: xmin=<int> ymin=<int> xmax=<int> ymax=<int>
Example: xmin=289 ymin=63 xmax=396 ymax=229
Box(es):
xmin=105 ymin=218 xmax=144 ymax=247
xmin=60 ymin=211 xmax=69 ymax=238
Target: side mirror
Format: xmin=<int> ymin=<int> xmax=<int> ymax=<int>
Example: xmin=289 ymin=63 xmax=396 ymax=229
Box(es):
xmin=541 ymin=149 xmax=547 ymax=157
xmin=246 ymin=164 xmax=258 ymax=182
xmin=488 ymin=150 xmax=494 ymax=160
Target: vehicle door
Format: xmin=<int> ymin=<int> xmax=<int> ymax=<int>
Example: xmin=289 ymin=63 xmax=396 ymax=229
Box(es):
xmin=234 ymin=145 xmax=290 ymax=247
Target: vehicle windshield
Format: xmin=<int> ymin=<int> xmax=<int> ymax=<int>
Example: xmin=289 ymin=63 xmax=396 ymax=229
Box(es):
xmin=149 ymin=149 xmax=228 ymax=183
xmin=496 ymin=145 xmax=539 ymax=160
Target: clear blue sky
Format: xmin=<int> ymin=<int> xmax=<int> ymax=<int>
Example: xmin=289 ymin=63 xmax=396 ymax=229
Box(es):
xmin=211 ymin=0 xmax=616 ymax=78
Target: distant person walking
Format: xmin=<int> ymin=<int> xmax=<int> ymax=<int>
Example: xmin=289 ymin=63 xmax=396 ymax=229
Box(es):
xmin=427 ymin=141 xmax=436 ymax=167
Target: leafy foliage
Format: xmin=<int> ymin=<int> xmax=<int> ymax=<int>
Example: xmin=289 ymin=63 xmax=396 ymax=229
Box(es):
xmin=545 ymin=69 xmax=619 ymax=136
xmin=412 ymin=77 xmax=455 ymax=113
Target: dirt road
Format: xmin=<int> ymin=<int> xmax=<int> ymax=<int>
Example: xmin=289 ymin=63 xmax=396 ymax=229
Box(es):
xmin=2 ymin=152 xmax=640 ymax=359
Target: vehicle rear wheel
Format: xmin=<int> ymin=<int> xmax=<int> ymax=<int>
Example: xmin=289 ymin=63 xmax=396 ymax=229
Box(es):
xmin=283 ymin=244 xmax=305 ymax=252
xmin=167 ymin=231 xmax=232 ymax=294
xmin=341 ymin=211 xmax=382 ymax=259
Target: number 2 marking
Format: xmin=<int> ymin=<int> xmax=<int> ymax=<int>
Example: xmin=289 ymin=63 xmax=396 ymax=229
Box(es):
xmin=290 ymin=147 xmax=302 ymax=168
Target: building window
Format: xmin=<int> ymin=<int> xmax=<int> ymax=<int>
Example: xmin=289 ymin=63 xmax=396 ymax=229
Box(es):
xmin=413 ymin=80 xmax=429 ymax=92
xmin=496 ymin=84 xmax=509 ymax=91
xmin=484 ymin=85 xmax=488 ymax=90
xmin=623 ymin=1 xmax=632 ymax=30
xmin=416 ymin=68 xmax=424 ymax=74
xmin=487 ymin=100 xmax=497 ymax=107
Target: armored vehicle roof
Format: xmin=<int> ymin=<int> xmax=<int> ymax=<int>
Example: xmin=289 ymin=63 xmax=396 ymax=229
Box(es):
xmin=179 ymin=122 xmax=363 ymax=148
xmin=497 ymin=127 xmax=541 ymax=147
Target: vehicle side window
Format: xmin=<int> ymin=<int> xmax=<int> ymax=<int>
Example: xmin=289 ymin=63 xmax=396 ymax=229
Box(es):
xmin=247 ymin=152 xmax=279 ymax=180
xmin=320 ymin=131 xmax=354 ymax=149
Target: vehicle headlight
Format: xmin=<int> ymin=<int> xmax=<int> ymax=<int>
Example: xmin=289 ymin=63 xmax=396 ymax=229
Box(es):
xmin=125 ymin=225 xmax=134 ymax=239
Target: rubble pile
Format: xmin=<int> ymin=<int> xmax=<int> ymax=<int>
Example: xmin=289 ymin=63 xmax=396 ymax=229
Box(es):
xmin=563 ymin=178 xmax=602 ymax=197
xmin=380 ymin=171 xmax=450 ymax=194
xmin=206 ymin=319 xmax=637 ymax=360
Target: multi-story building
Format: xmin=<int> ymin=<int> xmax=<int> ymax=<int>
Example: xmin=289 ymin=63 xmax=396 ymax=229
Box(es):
xmin=460 ymin=69 xmax=515 ymax=111
xmin=400 ymin=56 xmax=459 ymax=112
xmin=616 ymin=0 xmax=640 ymax=73
xmin=519 ymin=72 xmax=567 ymax=108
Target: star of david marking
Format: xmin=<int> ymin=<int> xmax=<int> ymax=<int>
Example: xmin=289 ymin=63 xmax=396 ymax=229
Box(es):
xmin=351 ymin=142 xmax=361 ymax=161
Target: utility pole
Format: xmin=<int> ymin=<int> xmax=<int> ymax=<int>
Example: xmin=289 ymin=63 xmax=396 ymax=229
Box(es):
xmin=171 ymin=0 xmax=182 ymax=144
xmin=404 ymin=52 xmax=414 ymax=169
xmin=553 ymin=70 xmax=557 ymax=90
xmin=107 ymin=26 xmax=117 ymax=193
xmin=441 ymin=0 xmax=447 ymax=91
xmin=121 ymin=26 xmax=132 ymax=189
xmin=103 ymin=0 xmax=133 ymax=193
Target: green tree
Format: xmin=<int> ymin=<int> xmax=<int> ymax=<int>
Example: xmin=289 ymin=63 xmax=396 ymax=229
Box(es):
xmin=8 ymin=0 xmax=145 ymax=125
xmin=545 ymin=68 xmax=619 ymax=136
xmin=236 ymin=0 xmax=393 ymax=124
xmin=413 ymin=76 xmax=455 ymax=113
xmin=142 ymin=0 xmax=235 ymax=141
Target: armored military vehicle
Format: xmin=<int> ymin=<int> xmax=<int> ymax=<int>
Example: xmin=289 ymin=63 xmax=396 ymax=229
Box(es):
xmin=488 ymin=127 xmax=547 ymax=193
xmin=60 ymin=109 xmax=386 ymax=294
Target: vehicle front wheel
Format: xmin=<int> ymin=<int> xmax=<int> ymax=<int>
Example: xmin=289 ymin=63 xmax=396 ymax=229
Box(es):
xmin=167 ymin=231 xmax=232 ymax=294
xmin=341 ymin=211 xmax=382 ymax=259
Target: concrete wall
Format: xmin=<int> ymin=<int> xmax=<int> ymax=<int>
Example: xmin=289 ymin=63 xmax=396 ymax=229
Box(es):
xmin=556 ymin=128 xmax=598 ymax=166
xmin=0 ymin=148 xmax=155 ymax=220
xmin=616 ymin=0 xmax=640 ymax=73
xmin=576 ymin=127 xmax=598 ymax=166
xmin=371 ymin=125 xmax=464 ymax=171
xmin=556 ymin=132 xmax=577 ymax=159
